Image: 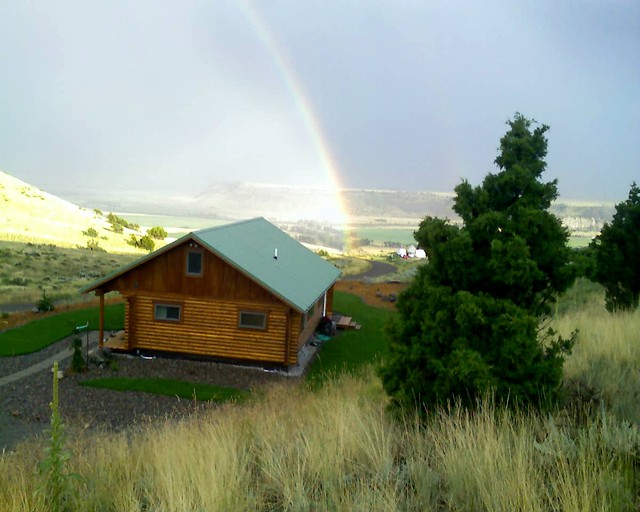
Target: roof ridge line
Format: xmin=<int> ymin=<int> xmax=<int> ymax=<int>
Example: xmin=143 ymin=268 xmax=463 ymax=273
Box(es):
xmin=193 ymin=217 xmax=266 ymax=235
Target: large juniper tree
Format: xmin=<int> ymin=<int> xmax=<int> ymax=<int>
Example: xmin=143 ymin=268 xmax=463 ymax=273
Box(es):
xmin=379 ymin=114 xmax=575 ymax=411
xmin=590 ymin=182 xmax=640 ymax=311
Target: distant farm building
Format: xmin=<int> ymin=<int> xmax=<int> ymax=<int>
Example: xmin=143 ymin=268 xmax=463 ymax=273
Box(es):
xmin=83 ymin=217 xmax=341 ymax=368
xmin=396 ymin=245 xmax=427 ymax=259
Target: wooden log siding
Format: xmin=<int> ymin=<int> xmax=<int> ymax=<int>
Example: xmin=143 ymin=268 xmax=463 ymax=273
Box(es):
xmin=128 ymin=295 xmax=290 ymax=364
xmin=123 ymin=296 xmax=131 ymax=350
xmin=297 ymin=297 xmax=324 ymax=349
xmin=103 ymin=244 xmax=285 ymax=305
xmin=287 ymin=311 xmax=301 ymax=365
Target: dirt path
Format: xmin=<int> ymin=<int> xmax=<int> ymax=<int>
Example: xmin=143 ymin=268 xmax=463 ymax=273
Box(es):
xmin=0 ymin=302 xmax=35 ymax=314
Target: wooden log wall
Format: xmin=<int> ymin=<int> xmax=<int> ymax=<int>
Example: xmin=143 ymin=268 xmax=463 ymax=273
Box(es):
xmin=122 ymin=297 xmax=131 ymax=349
xmin=287 ymin=311 xmax=301 ymax=365
xmin=129 ymin=294 xmax=290 ymax=364
xmin=297 ymin=298 xmax=323 ymax=350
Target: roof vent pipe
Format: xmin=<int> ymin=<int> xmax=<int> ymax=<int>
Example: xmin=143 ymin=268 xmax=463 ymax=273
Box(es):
xmin=274 ymin=248 xmax=278 ymax=260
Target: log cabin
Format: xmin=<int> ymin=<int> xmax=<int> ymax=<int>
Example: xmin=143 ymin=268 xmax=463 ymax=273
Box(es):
xmin=82 ymin=217 xmax=341 ymax=368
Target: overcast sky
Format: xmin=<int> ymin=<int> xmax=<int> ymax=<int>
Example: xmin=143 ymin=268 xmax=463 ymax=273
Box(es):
xmin=1 ymin=0 xmax=638 ymax=201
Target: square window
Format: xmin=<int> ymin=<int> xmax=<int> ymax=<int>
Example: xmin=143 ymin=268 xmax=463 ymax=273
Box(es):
xmin=187 ymin=251 xmax=203 ymax=276
xmin=239 ymin=311 xmax=267 ymax=330
xmin=155 ymin=304 xmax=181 ymax=322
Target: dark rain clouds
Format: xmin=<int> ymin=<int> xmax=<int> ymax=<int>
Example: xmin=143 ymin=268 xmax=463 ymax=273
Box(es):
xmin=0 ymin=0 xmax=638 ymax=201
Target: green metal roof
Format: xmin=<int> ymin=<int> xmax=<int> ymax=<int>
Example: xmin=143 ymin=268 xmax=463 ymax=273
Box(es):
xmin=192 ymin=217 xmax=340 ymax=312
xmin=83 ymin=217 xmax=341 ymax=313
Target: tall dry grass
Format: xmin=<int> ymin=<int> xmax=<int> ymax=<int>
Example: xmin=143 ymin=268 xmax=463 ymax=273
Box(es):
xmin=555 ymin=293 xmax=640 ymax=422
xmin=2 ymin=368 xmax=640 ymax=511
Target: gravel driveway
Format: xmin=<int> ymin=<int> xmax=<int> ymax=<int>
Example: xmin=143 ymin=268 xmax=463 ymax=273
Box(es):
xmin=0 ymin=334 xmax=292 ymax=451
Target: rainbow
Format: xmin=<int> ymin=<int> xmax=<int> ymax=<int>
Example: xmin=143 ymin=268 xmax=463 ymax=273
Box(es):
xmin=237 ymin=1 xmax=355 ymax=250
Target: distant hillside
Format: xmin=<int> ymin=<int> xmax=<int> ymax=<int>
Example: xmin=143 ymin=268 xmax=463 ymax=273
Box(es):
xmin=53 ymin=179 xmax=616 ymax=237
xmin=0 ymin=170 xmax=148 ymax=253
xmin=193 ymin=183 xmax=616 ymax=237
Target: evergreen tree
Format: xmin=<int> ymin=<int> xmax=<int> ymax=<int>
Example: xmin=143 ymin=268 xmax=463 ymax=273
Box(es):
xmin=591 ymin=183 xmax=640 ymax=311
xmin=379 ymin=114 xmax=575 ymax=411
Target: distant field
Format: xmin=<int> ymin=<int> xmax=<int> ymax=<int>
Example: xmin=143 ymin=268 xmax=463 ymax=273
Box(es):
xmin=568 ymin=235 xmax=593 ymax=248
xmin=117 ymin=213 xmax=227 ymax=238
xmin=348 ymin=226 xmax=416 ymax=246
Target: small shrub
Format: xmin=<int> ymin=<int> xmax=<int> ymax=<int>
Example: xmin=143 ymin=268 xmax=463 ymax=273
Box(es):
xmin=107 ymin=212 xmax=139 ymax=231
xmin=86 ymin=239 xmax=104 ymax=251
xmin=70 ymin=337 xmax=86 ymax=373
xmin=37 ymin=290 xmax=54 ymax=312
xmin=128 ymin=234 xmax=155 ymax=252
xmin=146 ymin=226 xmax=168 ymax=240
xmin=139 ymin=235 xmax=155 ymax=252
xmin=6 ymin=276 xmax=31 ymax=286
xmin=82 ymin=227 xmax=98 ymax=238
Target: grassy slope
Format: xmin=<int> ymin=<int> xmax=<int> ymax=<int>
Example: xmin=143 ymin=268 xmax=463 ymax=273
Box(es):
xmin=0 ymin=241 xmax=138 ymax=305
xmin=0 ymin=170 xmax=150 ymax=253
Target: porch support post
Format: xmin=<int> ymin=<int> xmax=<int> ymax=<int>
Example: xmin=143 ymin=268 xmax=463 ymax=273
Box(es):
xmin=98 ymin=292 xmax=105 ymax=349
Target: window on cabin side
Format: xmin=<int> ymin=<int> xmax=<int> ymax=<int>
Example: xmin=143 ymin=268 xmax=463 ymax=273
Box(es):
xmin=239 ymin=311 xmax=267 ymax=330
xmin=155 ymin=304 xmax=181 ymax=322
xmin=186 ymin=250 xmax=203 ymax=276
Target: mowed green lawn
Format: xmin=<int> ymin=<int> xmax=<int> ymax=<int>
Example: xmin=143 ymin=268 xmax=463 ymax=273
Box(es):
xmin=307 ymin=291 xmax=396 ymax=382
xmin=81 ymin=377 xmax=248 ymax=403
xmin=0 ymin=303 xmax=124 ymax=356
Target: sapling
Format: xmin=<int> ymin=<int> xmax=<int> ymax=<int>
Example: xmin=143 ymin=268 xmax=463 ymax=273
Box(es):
xmin=37 ymin=361 xmax=80 ymax=512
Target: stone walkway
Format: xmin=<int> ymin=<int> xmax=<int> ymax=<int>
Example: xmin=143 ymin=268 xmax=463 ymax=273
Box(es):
xmin=0 ymin=336 xmax=99 ymax=387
